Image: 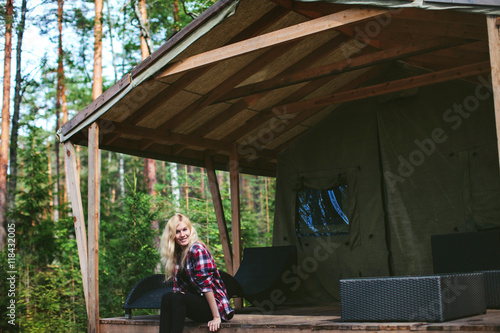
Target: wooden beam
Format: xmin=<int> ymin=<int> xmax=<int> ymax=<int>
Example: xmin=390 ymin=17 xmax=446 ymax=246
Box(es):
xmin=63 ymin=142 xmax=89 ymax=317
xmin=487 ymin=15 xmax=500 ymax=173
xmin=274 ymin=1 xmax=383 ymax=49
xmin=88 ymin=122 xmax=101 ymax=333
xmin=172 ymin=35 xmax=350 ymax=156
xmin=272 ymin=61 xmax=491 ymax=115
xmin=229 ymin=144 xmax=242 ymax=308
xmin=220 ymin=55 xmax=378 ymax=144
xmin=107 ymin=7 xmax=291 ymax=143
xmin=217 ymin=37 xmax=473 ymax=103
xmin=156 ymin=7 xmax=389 ymax=79
xmin=155 ymin=41 xmax=302 ymax=133
xmin=127 ymin=67 xmax=214 ymax=126
xmin=111 ymin=121 xmax=232 ymax=152
xmin=221 ymin=75 xmax=333 ymax=143
xmin=106 ymin=6 xmax=292 ymax=149
xmin=204 ymin=155 xmax=233 ymax=274
xmin=272 ymin=67 xmax=385 ymax=153
xmin=239 ymin=67 xmax=384 ymax=154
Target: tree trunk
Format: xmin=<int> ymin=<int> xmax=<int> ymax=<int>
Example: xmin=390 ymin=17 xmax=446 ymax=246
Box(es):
xmin=8 ymin=0 xmax=28 ymax=211
xmin=171 ymin=163 xmax=180 ymax=209
xmin=135 ymin=0 xmax=156 ymax=200
xmin=184 ymin=164 xmax=189 ymax=210
xmin=133 ymin=0 xmax=152 ymax=56
xmin=53 ymin=0 xmax=66 ymax=222
xmin=60 ymin=0 xmax=68 ymax=214
xmin=93 ymin=0 xmax=103 ymax=99
xmin=119 ymin=153 xmax=124 ymax=199
xmin=135 ymin=0 xmax=159 ymax=246
xmin=88 ymin=1 xmax=103 ymax=331
xmin=173 ymin=0 xmax=180 ymax=33
xmin=47 ymin=140 xmax=54 ymax=217
xmin=0 ymin=0 xmax=14 ymax=249
xmin=105 ymin=0 xmax=118 ymax=83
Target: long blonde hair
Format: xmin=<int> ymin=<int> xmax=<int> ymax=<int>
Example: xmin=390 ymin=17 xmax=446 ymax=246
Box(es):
xmin=160 ymin=213 xmax=200 ymax=280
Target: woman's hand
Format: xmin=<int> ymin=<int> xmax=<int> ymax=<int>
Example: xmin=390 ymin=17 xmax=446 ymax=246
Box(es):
xmin=208 ymin=317 xmax=221 ymax=332
xmin=204 ymin=291 xmax=222 ymax=331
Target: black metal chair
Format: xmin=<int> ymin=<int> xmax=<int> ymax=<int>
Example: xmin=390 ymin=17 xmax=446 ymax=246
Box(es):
xmin=219 ymin=270 xmax=245 ymax=298
xmin=123 ymin=274 xmax=173 ymax=319
xmin=122 ymin=271 xmax=241 ymax=318
xmin=123 ymin=245 xmax=297 ymax=316
xmin=233 ymin=245 xmax=297 ymax=308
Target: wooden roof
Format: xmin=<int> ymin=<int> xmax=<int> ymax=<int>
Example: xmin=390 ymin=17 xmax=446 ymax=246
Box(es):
xmin=59 ymin=0 xmax=496 ymax=176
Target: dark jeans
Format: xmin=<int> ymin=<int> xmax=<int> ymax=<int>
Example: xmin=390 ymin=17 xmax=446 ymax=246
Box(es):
xmin=159 ymin=291 xmax=213 ymax=333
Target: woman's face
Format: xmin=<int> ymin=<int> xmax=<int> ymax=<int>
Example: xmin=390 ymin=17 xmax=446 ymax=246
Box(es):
xmin=175 ymin=221 xmax=191 ymax=248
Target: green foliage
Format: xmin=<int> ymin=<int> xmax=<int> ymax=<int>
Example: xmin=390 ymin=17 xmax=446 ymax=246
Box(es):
xmin=100 ymin=177 xmax=160 ymax=318
xmin=5 ymin=123 xmax=86 ymax=332
xmin=17 ymin=263 xmax=86 ymax=333
xmin=11 ymin=123 xmax=56 ymax=267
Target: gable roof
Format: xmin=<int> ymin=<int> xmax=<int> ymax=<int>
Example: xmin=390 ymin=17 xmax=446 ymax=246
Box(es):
xmin=58 ymin=0 xmax=497 ymax=176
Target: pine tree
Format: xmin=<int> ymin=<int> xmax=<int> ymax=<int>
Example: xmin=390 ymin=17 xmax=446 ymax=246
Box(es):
xmin=0 ymin=0 xmax=14 ymax=250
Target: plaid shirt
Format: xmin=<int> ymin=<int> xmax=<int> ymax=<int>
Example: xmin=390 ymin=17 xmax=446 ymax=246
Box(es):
xmin=174 ymin=243 xmax=234 ymax=321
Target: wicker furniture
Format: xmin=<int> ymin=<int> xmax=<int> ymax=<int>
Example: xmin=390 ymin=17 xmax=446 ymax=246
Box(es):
xmin=483 ymin=270 xmax=500 ymax=308
xmin=340 ymin=273 xmax=486 ymax=322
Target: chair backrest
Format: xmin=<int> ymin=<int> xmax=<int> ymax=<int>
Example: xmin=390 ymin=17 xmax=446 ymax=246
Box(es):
xmin=123 ymin=274 xmax=173 ymax=309
xmin=432 ymin=230 xmax=500 ymax=274
xmin=219 ymin=270 xmax=245 ymax=298
xmin=234 ymin=245 xmax=297 ymax=306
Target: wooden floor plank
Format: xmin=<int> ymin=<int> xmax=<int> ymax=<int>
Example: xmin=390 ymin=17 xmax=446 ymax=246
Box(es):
xmin=100 ymin=306 xmax=500 ymax=333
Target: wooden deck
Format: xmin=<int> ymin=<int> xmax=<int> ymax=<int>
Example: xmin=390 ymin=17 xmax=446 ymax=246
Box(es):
xmin=100 ymin=305 xmax=500 ymax=333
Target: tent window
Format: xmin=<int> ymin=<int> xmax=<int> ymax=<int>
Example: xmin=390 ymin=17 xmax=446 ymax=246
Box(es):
xmin=296 ymin=185 xmax=349 ymax=237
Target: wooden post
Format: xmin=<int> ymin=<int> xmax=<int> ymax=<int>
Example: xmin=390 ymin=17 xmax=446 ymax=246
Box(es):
xmin=205 ymin=154 xmax=233 ymax=274
xmin=487 ymin=15 xmax=500 ymax=173
xmin=63 ymin=141 xmax=89 ymax=316
xmin=88 ymin=122 xmax=101 ymax=333
xmin=229 ymin=145 xmax=242 ymax=308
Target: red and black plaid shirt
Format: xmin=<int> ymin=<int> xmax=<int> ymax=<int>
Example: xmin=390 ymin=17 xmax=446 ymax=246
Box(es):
xmin=174 ymin=243 xmax=234 ymax=321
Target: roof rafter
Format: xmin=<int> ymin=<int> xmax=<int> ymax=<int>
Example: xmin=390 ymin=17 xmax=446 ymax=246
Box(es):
xmin=155 ymin=7 xmax=389 ymax=79
xmin=217 ymin=37 xmax=475 ymax=103
xmin=112 ymin=121 xmax=232 ymax=151
xmin=171 ymin=34 xmax=352 ymax=155
xmin=273 ymin=60 xmax=491 ymax=115
xmin=106 ymin=4 xmax=292 ymax=146
xmin=227 ymin=65 xmax=385 ymax=152
xmin=139 ymin=41 xmax=302 ymax=151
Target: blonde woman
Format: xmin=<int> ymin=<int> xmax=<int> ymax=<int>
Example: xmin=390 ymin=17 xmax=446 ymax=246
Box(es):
xmin=159 ymin=213 xmax=234 ymax=333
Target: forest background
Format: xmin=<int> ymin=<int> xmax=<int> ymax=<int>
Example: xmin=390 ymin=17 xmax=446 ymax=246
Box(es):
xmin=0 ymin=0 xmax=276 ymax=331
